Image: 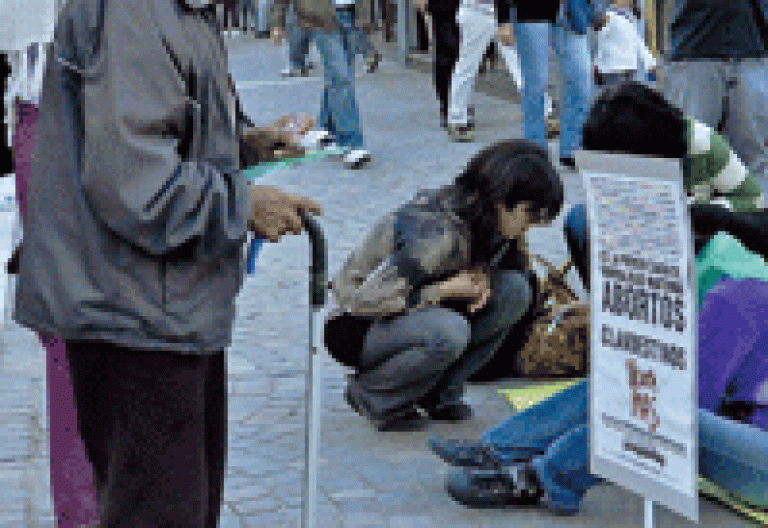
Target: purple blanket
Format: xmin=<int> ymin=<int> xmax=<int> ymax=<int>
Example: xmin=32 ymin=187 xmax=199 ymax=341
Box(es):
xmin=699 ymin=277 xmax=768 ymax=432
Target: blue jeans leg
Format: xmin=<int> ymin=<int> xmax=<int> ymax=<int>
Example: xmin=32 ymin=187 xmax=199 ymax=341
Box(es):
xmin=287 ymin=5 xmax=311 ymax=70
xmin=481 ymin=379 xmax=590 ymax=462
xmin=699 ymin=408 xmax=768 ymax=508
xmin=512 ymin=21 xmax=551 ymax=151
xmin=563 ymin=203 xmax=590 ymax=292
xmin=551 ymin=23 xmax=591 ymax=159
xmin=531 ymin=424 xmax=601 ymax=515
xmin=313 ymin=12 xmax=365 ymax=149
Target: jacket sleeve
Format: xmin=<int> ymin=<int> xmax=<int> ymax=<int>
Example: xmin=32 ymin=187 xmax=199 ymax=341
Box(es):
xmin=331 ymin=211 xmax=467 ymax=317
xmin=79 ymin=2 xmax=251 ymax=258
xmin=331 ymin=213 xmax=411 ymax=317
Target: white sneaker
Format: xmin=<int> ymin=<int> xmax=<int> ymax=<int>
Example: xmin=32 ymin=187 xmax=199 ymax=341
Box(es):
xmin=299 ymin=130 xmax=334 ymax=151
xmin=342 ymin=149 xmax=371 ymax=169
xmin=281 ymin=67 xmax=309 ymax=77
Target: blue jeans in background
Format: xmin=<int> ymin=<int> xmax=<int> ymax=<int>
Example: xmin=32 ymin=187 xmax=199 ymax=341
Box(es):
xmin=480 ymin=379 xmax=768 ymax=514
xmin=313 ymin=8 xmax=365 ymax=149
xmin=513 ymin=20 xmax=592 ymax=160
xmin=287 ymin=4 xmax=312 ymax=70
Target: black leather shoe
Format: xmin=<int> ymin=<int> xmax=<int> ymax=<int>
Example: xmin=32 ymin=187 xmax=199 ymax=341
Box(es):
xmin=346 ymin=387 xmax=429 ymax=432
xmin=421 ymin=402 xmax=473 ymax=422
xmin=427 ymin=437 xmax=505 ymax=468
xmin=444 ymin=464 xmax=543 ymax=508
xmin=375 ymin=407 xmax=430 ymax=432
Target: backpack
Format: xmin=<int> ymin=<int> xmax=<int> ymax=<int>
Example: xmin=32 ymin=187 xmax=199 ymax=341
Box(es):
xmin=699 ymin=277 xmax=768 ymax=431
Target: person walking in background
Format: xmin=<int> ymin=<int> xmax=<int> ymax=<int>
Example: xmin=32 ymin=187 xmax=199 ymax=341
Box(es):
xmin=271 ymin=0 xmax=376 ymax=168
xmin=223 ymin=0 xmax=243 ymax=35
xmin=493 ymin=0 xmax=605 ymax=170
xmin=15 ymin=1 xmax=322 ymax=526
xmin=593 ymin=0 xmax=657 ymax=90
xmin=663 ymin=0 xmax=768 ymax=196
xmin=282 ymin=2 xmax=314 ymax=76
xmin=446 ymin=0 xmax=554 ymax=141
xmin=414 ymin=0 xmax=461 ymax=128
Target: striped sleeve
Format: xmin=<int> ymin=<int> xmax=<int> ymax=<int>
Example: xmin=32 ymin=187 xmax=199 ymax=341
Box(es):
xmin=686 ymin=119 xmax=764 ymax=212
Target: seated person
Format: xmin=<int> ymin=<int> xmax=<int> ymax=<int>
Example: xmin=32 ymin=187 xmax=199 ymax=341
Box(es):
xmin=327 ymin=140 xmax=564 ymax=432
xmin=427 ymin=81 xmax=768 ymax=515
xmin=565 ymin=80 xmax=764 ymax=291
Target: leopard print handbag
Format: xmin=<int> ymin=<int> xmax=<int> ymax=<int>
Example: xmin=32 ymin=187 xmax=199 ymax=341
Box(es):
xmin=514 ymin=249 xmax=590 ymax=379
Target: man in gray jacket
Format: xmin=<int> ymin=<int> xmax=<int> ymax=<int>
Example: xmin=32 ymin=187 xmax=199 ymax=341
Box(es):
xmin=664 ymin=0 xmax=768 ymax=194
xmin=14 ymin=0 xmax=321 ymax=526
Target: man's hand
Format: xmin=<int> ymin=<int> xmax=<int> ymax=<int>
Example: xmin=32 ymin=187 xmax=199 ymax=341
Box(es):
xmin=434 ymin=269 xmax=492 ymax=314
xmin=496 ymin=23 xmax=515 ymax=47
xmin=271 ymin=26 xmax=286 ymax=45
xmin=249 ymin=185 xmax=323 ymax=243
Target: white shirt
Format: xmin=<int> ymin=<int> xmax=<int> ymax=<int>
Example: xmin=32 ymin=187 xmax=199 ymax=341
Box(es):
xmin=460 ymin=0 xmax=496 ymax=16
xmin=594 ymin=10 xmax=657 ymax=74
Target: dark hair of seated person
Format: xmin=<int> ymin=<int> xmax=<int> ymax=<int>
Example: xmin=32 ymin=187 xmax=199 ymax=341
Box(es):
xmin=582 ymin=81 xmax=687 ymax=160
xmin=444 ymin=139 xmax=565 ymax=266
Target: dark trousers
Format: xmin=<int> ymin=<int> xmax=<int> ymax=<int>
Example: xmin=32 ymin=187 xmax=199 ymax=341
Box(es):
xmin=429 ymin=9 xmax=461 ymax=117
xmin=66 ymin=341 xmax=227 ymax=528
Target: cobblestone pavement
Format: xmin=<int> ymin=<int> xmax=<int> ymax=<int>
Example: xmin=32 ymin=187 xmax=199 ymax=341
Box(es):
xmin=0 ymin=35 xmax=751 ymax=528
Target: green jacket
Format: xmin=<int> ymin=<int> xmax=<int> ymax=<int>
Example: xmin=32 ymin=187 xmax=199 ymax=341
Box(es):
xmin=270 ymin=0 xmax=376 ymax=32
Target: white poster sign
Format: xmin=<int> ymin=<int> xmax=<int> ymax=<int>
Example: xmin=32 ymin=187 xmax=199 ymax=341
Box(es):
xmin=576 ymin=151 xmax=698 ymax=523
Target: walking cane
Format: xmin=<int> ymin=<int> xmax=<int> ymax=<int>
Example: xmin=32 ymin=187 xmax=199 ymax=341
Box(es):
xmin=300 ymin=211 xmax=326 ymax=528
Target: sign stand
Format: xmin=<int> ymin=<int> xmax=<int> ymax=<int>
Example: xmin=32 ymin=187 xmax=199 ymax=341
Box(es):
xmin=645 ymin=499 xmax=654 ymax=528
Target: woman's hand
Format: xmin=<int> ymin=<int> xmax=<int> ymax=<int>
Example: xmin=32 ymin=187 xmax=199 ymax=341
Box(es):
xmin=434 ymin=269 xmax=492 ymax=314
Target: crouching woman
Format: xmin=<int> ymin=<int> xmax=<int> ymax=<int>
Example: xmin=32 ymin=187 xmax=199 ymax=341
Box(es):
xmin=325 ymin=139 xmax=564 ymax=432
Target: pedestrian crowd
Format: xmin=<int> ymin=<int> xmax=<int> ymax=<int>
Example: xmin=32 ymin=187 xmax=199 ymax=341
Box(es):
xmin=0 ymin=0 xmax=766 ymax=526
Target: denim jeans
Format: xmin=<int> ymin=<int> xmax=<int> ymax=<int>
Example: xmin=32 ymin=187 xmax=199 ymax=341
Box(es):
xmin=287 ymin=4 xmax=311 ymax=70
xmin=348 ymin=270 xmax=532 ymax=418
xmin=481 ymin=379 xmax=768 ymax=514
xmin=664 ymin=58 xmax=768 ymax=195
xmin=513 ymin=20 xmax=592 ymax=159
xmin=313 ymin=9 xmax=365 ymax=149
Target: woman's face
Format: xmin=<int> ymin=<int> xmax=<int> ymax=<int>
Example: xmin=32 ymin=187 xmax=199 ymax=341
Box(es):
xmin=497 ymin=201 xmax=537 ymax=241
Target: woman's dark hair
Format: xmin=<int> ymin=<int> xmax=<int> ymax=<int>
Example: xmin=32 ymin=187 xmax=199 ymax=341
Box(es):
xmin=582 ymin=81 xmax=687 ymax=159
xmin=449 ymin=139 xmax=564 ymax=263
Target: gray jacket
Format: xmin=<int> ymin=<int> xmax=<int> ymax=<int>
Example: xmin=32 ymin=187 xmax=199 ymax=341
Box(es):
xmin=668 ymin=0 xmax=767 ymax=60
xmin=14 ymin=0 xmax=254 ymax=354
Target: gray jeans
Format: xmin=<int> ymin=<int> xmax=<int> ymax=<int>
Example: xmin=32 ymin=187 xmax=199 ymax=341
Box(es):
xmin=663 ymin=58 xmax=768 ymax=195
xmin=347 ymin=269 xmax=532 ymax=419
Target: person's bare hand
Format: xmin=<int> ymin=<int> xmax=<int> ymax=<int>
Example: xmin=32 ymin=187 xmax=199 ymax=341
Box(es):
xmin=496 ymin=23 xmax=515 ymax=47
xmin=435 ymin=269 xmax=491 ymax=314
xmin=271 ymin=26 xmax=286 ymax=45
xmin=249 ymin=185 xmax=323 ymax=243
